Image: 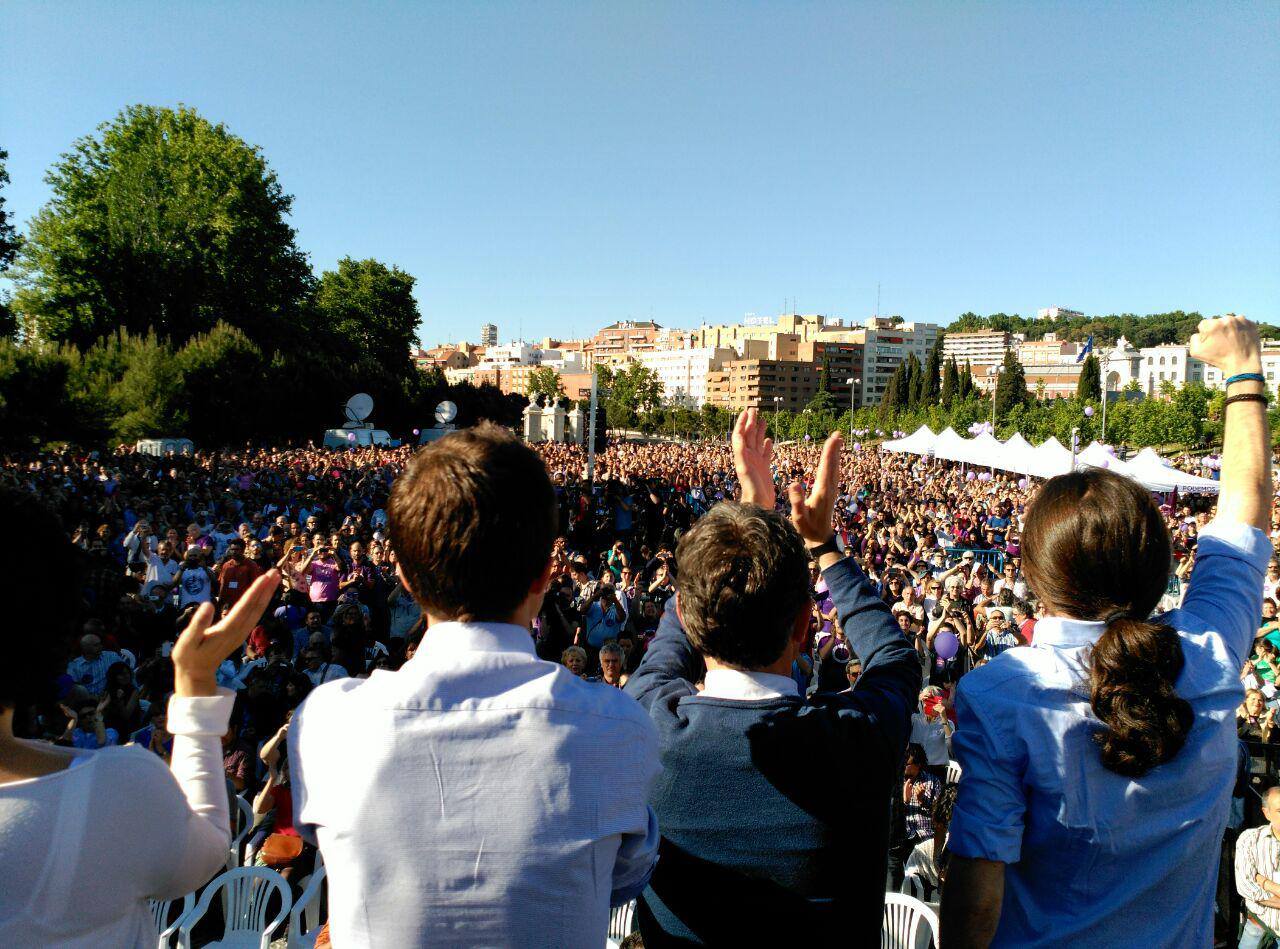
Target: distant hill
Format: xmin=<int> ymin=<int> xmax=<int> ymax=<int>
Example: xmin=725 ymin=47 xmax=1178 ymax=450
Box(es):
xmin=944 ymin=311 xmax=1280 ymax=348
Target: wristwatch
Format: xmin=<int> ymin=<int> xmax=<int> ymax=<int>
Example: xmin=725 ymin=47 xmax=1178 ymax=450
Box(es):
xmin=808 ymin=535 xmax=843 ymax=559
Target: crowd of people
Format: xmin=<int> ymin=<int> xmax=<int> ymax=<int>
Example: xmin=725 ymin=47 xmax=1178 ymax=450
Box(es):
xmin=0 ymin=314 xmax=1278 ymax=947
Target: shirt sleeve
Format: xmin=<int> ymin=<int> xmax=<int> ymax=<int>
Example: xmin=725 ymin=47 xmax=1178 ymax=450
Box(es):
xmin=1181 ymin=519 xmax=1273 ymax=669
xmin=140 ymin=689 xmax=236 ymax=897
xmin=1235 ymin=829 xmax=1269 ymax=904
xmin=947 ymin=680 xmax=1027 ymax=864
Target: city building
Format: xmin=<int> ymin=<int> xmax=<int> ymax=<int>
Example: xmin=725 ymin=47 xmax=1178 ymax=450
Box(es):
xmin=982 ymin=361 xmax=1084 ymax=399
xmin=835 ymin=317 xmax=940 ymax=407
xmin=633 ymin=347 xmax=736 ymax=406
xmin=411 ymin=346 xmax=472 ymax=372
xmin=704 ymin=358 xmax=820 ymax=413
xmin=1037 ymin=307 xmax=1084 ymax=321
xmin=942 ymin=330 xmax=1013 ymax=381
xmin=797 ymin=339 xmax=865 ymax=409
xmin=1017 ymin=333 xmax=1078 ymax=367
xmin=592 ymin=320 xmax=663 ymax=366
xmin=480 ymin=323 xmax=498 ymax=346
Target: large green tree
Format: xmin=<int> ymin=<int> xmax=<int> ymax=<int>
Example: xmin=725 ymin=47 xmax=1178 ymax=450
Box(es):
xmin=1077 ymin=353 xmax=1102 ymax=401
xmin=941 ymin=356 xmax=959 ymax=408
xmin=312 ymin=257 xmax=420 ymax=379
xmin=994 ymin=350 xmax=1030 ymax=419
xmin=526 ymin=365 xmax=564 ymax=403
xmin=0 ymin=149 xmax=19 ymax=338
xmin=921 ymin=336 xmax=943 ymax=405
xmin=12 ymin=105 xmax=312 ymax=349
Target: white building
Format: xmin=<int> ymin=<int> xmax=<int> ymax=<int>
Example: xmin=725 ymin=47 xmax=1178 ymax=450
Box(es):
xmin=848 ymin=317 xmax=940 ymax=407
xmin=1037 ymin=307 xmax=1084 ymax=322
xmin=942 ymin=330 xmax=1014 ymax=377
xmin=479 ymin=342 xmax=539 ymax=366
xmin=634 ymin=347 xmax=737 ymax=406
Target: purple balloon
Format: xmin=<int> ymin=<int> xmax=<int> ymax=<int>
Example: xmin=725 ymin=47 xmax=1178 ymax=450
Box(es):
xmin=413 ymin=428 xmax=420 ymax=436
xmin=852 ymin=442 xmax=862 ymax=452
xmin=966 ymin=471 xmax=976 ymax=482
xmin=1084 ymin=406 xmax=1095 ymax=417
xmin=1018 ymin=478 xmax=1029 ymax=489
xmin=978 ymin=472 xmax=992 ymax=482
xmin=935 ymin=631 xmax=960 ymax=660
xmin=347 ymin=432 xmax=357 ymax=442
xmin=1099 ymin=458 xmax=1110 ymax=468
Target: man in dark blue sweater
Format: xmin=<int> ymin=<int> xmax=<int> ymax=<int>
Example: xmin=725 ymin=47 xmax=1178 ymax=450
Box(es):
xmin=625 ymin=409 xmax=919 ymax=946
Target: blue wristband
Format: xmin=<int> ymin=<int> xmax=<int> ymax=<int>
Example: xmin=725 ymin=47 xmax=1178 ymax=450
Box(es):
xmin=1225 ymin=372 xmax=1265 ymax=386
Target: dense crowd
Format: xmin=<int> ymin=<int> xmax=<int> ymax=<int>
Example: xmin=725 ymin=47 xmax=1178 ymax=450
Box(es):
xmin=2 ymin=361 xmax=1279 ymax=945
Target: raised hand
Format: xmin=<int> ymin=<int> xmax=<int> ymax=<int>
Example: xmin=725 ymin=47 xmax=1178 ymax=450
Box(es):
xmin=1188 ymin=313 xmax=1261 ymax=375
xmin=172 ymin=569 xmax=281 ymax=697
xmin=733 ymin=408 xmax=776 ymax=508
xmin=787 ymin=431 xmax=844 ymax=546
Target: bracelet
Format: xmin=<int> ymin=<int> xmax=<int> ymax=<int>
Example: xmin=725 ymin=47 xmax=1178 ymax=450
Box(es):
xmin=1223 ymin=393 xmax=1268 ymax=409
xmin=1226 ymin=372 xmax=1266 ymax=386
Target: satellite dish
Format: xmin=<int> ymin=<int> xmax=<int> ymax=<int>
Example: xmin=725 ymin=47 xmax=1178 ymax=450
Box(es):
xmin=435 ymin=400 xmax=458 ymax=425
xmin=344 ymin=393 xmax=374 ymax=423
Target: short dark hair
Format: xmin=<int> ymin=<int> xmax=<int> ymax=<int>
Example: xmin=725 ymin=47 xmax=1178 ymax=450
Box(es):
xmin=389 ymin=423 xmax=555 ymax=622
xmin=0 ymin=487 xmax=85 ymax=710
xmin=674 ymin=502 xmax=808 ymax=670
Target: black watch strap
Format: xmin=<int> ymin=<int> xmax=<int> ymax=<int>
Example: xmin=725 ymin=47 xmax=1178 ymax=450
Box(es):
xmin=808 ymin=535 xmax=841 ymax=559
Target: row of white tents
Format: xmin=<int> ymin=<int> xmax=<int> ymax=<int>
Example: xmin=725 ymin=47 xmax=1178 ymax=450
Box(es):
xmin=881 ymin=425 xmax=1221 ymax=495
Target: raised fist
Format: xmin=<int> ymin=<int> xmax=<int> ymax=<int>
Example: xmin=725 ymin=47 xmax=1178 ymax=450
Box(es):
xmin=1188 ymin=314 xmax=1261 ymax=377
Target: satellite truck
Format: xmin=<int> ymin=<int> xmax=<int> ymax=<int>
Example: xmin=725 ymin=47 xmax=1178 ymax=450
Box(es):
xmin=417 ymin=401 xmax=458 ymax=444
xmin=322 ymin=393 xmax=395 ymax=448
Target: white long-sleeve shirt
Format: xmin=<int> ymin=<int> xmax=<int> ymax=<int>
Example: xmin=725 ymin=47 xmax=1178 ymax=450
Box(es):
xmin=0 ymin=690 xmax=235 ymax=947
xmin=290 ymin=621 xmax=661 ymax=948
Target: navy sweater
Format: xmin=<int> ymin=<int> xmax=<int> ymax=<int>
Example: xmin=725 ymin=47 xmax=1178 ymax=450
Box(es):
xmin=624 ymin=556 xmax=919 ymax=946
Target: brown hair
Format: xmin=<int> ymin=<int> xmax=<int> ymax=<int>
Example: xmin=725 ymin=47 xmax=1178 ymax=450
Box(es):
xmin=674 ymin=502 xmax=809 ymax=669
xmin=1022 ymin=468 xmax=1191 ymax=777
xmin=388 ymin=423 xmax=555 ymax=622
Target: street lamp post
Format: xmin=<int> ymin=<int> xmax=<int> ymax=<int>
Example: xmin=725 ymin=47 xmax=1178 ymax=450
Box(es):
xmin=1070 ymin=426 xmax=1080 ymax=471
xmin=772 ymin=396 xmax=783 ymax=436
xmin=990 ymin=366 xmax=1001 ymax=428
xmin=845 ymin=377 xmax=860 ymax=441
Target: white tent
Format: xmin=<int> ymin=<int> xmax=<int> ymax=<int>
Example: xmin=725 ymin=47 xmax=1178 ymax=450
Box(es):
xmin=931 ymin=428 xmax=970 ymax=464
xmin=1124 ymin=448 xmax=1221 ymax=495
xmin=881 ymin=425 xmax=937 ymax=455
xmin=1000 ymin=433 xmax=1036 ymax=473
xmin=1025 ymin=437 xmax=1075 ymax=479
xmin=959 ymin=431 xmax=1005 ymax=468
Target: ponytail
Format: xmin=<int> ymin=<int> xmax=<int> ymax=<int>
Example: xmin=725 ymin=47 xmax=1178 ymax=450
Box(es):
xmin=1089 ymin=616 xmax=1194 ymax=777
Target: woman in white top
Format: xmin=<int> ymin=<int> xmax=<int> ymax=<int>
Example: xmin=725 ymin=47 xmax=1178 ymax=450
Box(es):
xmin=0 ymin=486 xmax=280 ymax=948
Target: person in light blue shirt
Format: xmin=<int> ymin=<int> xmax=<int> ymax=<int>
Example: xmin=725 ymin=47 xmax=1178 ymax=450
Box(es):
xmin=942 ymin=315 xmax=1274 ymax=949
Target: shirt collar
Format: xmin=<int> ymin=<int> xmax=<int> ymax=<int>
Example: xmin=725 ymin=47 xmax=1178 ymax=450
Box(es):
xmin=1033 ymin=615 xmax=1106 ymax=648
xmin=414 ymin=621 xmax=536 ymax=660
xmin=701 ymin=668 xmax=800 ymax=701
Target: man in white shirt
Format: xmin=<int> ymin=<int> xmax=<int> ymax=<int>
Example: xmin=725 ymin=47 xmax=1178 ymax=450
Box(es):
xmin=1235 ymin=787 xmax=1280 ymax=948
xmin=143 ymin=540 xmax=181 ymax=598
xmin=290 ymin=424 xmax=660 ymax=948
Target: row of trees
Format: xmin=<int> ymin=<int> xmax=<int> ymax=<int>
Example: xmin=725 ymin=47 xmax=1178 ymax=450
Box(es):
xmin=948 ymin=310 xmax=1280 ymax=348
xmin=0 ymin=105 xmax=527 ymax=449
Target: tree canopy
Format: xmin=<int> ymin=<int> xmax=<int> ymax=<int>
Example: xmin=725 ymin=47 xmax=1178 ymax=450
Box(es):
xmin=12 ymin=105 xmax=312 ymax=349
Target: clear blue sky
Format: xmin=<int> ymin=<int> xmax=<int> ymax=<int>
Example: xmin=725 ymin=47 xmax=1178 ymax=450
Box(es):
xmin=3 ymin=1 xmax=1277 ymax=344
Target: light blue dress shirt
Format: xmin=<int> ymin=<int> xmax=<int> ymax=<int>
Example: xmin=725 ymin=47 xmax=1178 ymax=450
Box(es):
xmin=950 ymin=519 xmax=1272 ymax=947
xmin=289 ymin=621 xmax=661 ymax=948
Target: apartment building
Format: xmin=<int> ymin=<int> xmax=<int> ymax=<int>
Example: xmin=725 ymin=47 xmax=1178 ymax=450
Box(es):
xmin=634 ymin=347 xmax=736 ymax=406
xmin=833 ymin=318 xmax=940 ymax=407
xmin=942 ymin=330 xmax=1013 ymax=375
xmin=797 ymin=339 xmax=865 ymax=408
xmin=480 ymin=323 xmax=498 ymax=346
xmin=592 ymin=321 xmax=663 ymax=366
xmin=704 ymin=359 xmax=820 ymax=412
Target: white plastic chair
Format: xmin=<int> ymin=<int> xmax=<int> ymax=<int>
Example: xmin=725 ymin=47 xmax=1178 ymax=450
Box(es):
xmin=150 ymin=893 xmax=194 ymax=949
xmin=228 ymin=794 xmax=254 ymax=870
xmin=882 ymin=891 xmax=940 ymax=949
xmin=287 ymin=864 xmax=327 ymax=948
xmin=606 ymin=899 xmax=637 ymax=946
xmin=945 ymin=759 xmax=962 ymax=785
xmin=178 ymin=867 xmax=292 ymax=949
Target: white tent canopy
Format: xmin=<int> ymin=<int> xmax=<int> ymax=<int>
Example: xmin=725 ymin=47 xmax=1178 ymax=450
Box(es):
xmin=1125 ymin=448 xmax=1221 ymax=495
xmin=877 ymin=425 xmax=1220 ymax=494
xmin=881 ymin=425 xmax=937 ymax=455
